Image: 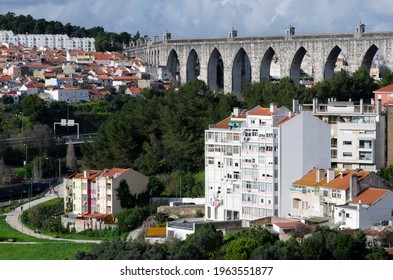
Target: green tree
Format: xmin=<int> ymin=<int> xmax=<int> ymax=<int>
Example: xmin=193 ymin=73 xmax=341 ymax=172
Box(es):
xmin=115 ymin=179 xmax=136 ymax=209
xmin=365 ymin=246 xmax=390 ymax=260
xmin=377 ymin=165 xmax=393 ymax=185
xmin=171 ymin=223 xmax=223 ymax=260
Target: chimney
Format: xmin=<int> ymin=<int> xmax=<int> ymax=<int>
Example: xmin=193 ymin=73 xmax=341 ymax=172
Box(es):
xmin=327 ymin=168 xmax=335 ymax=183
xmin=349 ymin=173 xmax=358 ymax=201
xmin=357 ymin=200 xmax=362 ymax=210
xmin=84 ymin=170 xmax=90 ymax=178
xmin=360 ymin=99 xmax=364 ymax=114
xmin=270 ymin=103 xmax=277 ymax=113
xmin=292 ymin=99 xmax=299 ymax=114
xmin=233 ymin=107 xmax=240 ymax=117
xmin=376 ymin=98 xmax=382 ymax=115
xmin=316 ymin=169 xmax=325 ymax=182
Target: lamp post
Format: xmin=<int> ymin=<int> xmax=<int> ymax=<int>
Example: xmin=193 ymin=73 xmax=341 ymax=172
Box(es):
xmin=58 ymin=158 xmax=61 ymax=178
xmin=24 ymin=144 xmax=27 ymax=166
xmin=29 ymin=178 xmax=32 ymax=209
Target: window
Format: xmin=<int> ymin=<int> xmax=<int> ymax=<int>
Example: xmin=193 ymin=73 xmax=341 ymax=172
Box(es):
xmin=345 ymin=213 xmax=350 ymax=218
xmin=343 ymin=152 xmax=352 ymax=157
xmin=359 ymin=151 xmax=372 ymax=161
xmin=107 ymin=195 xmax=111 ymax=201
xmin=359 ymin=140 xmax=372 ymax=149
xmin=343 ymin=141 xmax=352 ymax=145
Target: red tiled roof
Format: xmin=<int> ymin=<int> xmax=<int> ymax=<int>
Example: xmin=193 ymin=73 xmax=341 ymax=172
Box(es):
xmin=276 ymin=114 xmax=297 ymax=126
xmin=351 ymin=188 xmax=390 ymax=206
xmin=373 ymin=84 xmax=393 ymax=94
xmin=212 ymin=117 xmax=231 ymax=129
xmin=130 ymin=87 xmax=142 ymax=94
xmin=322 ymin=169 xmax=369 ymax=190
xmin=102 ymin=168 xmax=128 ymax=178
xmin=248 ymin=107 xmax=272 ymax=116
xmin=73 ymin=169 xmax=101 ymax=180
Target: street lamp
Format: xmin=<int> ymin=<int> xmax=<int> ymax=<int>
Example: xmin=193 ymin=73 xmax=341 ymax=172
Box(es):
xmin=23 ymin=144 xmax=27 ymax=166
xmin=58 ymin=158 xmax=61 ymax=178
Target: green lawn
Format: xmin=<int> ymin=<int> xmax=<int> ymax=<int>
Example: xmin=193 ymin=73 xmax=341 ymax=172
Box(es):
xmin=0 ymin=242 xmax=94 ymax=260
xmin=0 ymin=215 xmax=95 ymax=260
xmin=0 ymin=216 xmax=45 ymax=242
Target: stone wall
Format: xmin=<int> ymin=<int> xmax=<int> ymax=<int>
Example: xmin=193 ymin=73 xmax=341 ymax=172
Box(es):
xmin=126 ymin=31 xmax=393 ymax=96
xmin=157 ymin=205 xmax=205 ymax=219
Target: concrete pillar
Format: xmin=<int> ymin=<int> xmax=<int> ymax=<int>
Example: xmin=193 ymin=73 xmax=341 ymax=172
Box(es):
xmin=223 ymin=61 xmax=233 ymax=95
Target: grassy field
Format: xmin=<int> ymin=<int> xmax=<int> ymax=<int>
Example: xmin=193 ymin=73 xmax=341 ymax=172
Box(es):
xmin=0 ymin=215 xmax=95 ymax=260
xmin=0 ymin=216 xmax=45 ymax=242
xmin=0 ymin=242 xmax=95 ymax=260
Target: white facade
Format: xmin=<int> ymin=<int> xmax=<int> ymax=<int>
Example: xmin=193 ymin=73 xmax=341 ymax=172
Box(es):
xmin=334 ymin=189 xmax=393 ymax=230
xmin=299 ymin=99 xmax=386 ymax=171
xmin=205 ymin=105 xmax=331 ymax=222
xmin=44 ymin=88 xmax=90 ymax=103
xmin=0 ymin=30 xmax=95 ymax=52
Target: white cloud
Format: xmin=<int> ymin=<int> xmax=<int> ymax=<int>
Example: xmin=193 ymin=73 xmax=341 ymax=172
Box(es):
xmin=1 ymin=0 xmax=393 ymax=38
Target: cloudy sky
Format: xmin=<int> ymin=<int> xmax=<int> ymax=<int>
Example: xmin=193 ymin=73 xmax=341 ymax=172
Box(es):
xmin=1 ymin=0 xmax=393 ymax=39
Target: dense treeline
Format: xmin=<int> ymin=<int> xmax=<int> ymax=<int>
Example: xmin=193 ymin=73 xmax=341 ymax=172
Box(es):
xmin=75 ymin=224 xmax=391 ymax=260
xmin=81 ymin=80 xmax=239 ymax=174
xmin=0 ymin=12 xmax=141 ymax=51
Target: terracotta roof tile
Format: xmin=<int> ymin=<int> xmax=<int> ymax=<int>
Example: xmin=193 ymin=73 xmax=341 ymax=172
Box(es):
xmin=102 ymin=168 xmax=128 ymax=178
xmin=373 ymin=84 xmax=393 ymax=94
xmin=351 ymin=188 xmax=390 ymax=206
xmin=248 ymin=107 xmax=272 ymax=116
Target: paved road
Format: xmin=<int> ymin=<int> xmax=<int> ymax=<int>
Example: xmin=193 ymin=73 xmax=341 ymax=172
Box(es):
xmin=4 ymin=183 xmax=101 ymax=244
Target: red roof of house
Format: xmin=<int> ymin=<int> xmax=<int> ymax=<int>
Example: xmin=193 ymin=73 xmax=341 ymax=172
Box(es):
xmin=248 ymin=107 xmax=272 ymax=116
xmin=351 ymin=188 xmax=390 ymax=206
xmin=373 ymin=84 xmax=393 ymax=94
xmin=102 ymin=168 xmax=128 ymax=178
xmin=73 ymin=170 xmax=101 ymax=180
xmin=322 ymin=169 xmax=369 ymax=190
xmin=130 ymin=87 xmax=143 ymax=94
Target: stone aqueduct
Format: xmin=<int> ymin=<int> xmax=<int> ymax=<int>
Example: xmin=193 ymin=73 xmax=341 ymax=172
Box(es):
xmin=125 ymin=24 xmax=393 ymax=96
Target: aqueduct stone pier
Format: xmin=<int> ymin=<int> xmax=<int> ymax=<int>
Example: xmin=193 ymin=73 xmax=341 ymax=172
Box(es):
xmin=125 ymin=23 xmax=393 ymax=96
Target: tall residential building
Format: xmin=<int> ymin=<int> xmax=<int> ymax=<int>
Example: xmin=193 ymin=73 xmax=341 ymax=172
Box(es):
xmin=205 ymin=105 xmax=330 ymax=222
xmin=0 ymin=30 xmax=95 ymax=52
xmin=65 ymin=168 xmax=149 ymax=217
xmin=298 ymin=98 xmax=386 ymax=171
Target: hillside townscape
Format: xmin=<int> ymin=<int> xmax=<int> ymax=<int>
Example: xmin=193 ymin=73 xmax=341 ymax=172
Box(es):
xmin=1 ymin=12 xmax=393 ymax=261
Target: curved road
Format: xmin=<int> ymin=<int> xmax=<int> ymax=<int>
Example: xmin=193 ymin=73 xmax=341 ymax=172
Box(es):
xmin=4 ymin=183 xmax=101 ymax=244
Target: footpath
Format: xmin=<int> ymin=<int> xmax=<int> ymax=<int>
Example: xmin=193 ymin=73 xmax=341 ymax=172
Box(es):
xmin=3 ymin=183 xmax=101 ymax=244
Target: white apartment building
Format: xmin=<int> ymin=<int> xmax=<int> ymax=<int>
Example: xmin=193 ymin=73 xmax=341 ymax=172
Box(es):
xmin=67 ymin=168 xmax=149 ymax=216
xmin=298 ymin=98 xmax=386 ymax=171
xmin=0 ymin=30 xmax=95 ymax=52
xmin=205 ymin=105 xmax=330 ymax=222
xmin=44 ymin=88 xmax=90 ymax=103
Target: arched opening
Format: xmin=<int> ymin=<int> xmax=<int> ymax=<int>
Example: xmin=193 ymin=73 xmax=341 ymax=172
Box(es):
xmin=186 ymin=49 xmax=200 ymax=82
xmin=361 ymin=44 xmax=386 ymax=80
xmin=167 ymin=49 xmax=180 ymax=86
xmin=290 ymin=47 xmax=307 ymax=83
xmin=232 ymin=48 xmax=251 ymax=94
xmin=260 ymin=47 xmax=276 ymax=81
xmin=208 ymin=48 xmax=224 ymax=92
xmin=324 ymin=45 xmax=342 ymax=80
xmin=361 ymin=44 xmax=379 ymax=71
